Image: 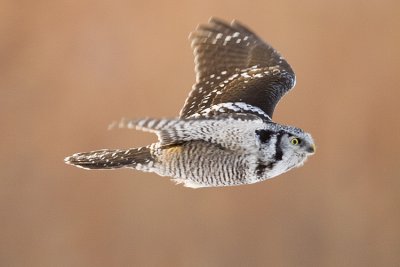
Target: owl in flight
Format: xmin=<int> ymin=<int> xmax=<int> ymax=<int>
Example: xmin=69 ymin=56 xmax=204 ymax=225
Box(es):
xmin=65 ymin=18 xmax=315 ymax=188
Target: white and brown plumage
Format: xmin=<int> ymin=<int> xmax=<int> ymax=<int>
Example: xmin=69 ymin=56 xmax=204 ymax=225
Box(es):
xmin=65 ymin=18 xmax=315 ymax=188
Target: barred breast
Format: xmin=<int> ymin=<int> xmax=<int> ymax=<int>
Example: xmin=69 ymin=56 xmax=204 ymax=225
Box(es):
xmin=154 ymin=141 xmax=257 ymax=188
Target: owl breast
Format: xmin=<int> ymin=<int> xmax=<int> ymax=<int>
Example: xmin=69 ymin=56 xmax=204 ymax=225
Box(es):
xmin=153 ymin=141 xmax=259 ymax=188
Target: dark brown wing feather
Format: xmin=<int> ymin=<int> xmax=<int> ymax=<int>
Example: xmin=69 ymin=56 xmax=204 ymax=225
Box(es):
xmin=180 ymin=18 xmax=296 ymax=119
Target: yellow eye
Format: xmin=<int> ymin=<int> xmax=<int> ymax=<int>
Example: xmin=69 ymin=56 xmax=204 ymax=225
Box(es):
xmin=291 ymin=138 xmax=300 ymax=145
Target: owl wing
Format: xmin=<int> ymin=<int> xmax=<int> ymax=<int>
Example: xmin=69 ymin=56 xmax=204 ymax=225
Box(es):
xmin=179 ymin=18 xmax=296 ymax=120
xmin=111 ymin=114 xmax=264 ymax=151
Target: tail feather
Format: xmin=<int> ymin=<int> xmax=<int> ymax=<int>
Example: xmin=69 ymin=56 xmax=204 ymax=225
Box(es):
xmin=64 ymin=146 xmax=153 ymax=170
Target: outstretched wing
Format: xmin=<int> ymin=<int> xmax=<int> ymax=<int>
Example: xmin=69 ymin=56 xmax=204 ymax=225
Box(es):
xmin=180 ymin=18 xmax=296 ymax=120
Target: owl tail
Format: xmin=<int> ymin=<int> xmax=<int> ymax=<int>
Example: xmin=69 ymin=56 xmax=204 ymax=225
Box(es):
xmin=64 ymin=146 xmax=153 ymax=170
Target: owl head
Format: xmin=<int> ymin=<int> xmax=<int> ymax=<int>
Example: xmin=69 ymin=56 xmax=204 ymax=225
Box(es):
xmin=256 ymin=124 xmax=315 ymax=177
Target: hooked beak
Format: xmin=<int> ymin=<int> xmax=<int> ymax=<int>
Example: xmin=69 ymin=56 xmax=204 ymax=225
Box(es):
xmin=307 ymin=143 xmax=316 ymax=154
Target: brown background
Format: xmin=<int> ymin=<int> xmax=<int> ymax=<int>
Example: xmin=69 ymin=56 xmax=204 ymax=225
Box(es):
xmin=1 ymin=0 xmax=400 ymax=266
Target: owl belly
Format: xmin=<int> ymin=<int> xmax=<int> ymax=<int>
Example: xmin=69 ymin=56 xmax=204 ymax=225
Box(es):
xmin=154 ymin=141 xmax=256 ymax=188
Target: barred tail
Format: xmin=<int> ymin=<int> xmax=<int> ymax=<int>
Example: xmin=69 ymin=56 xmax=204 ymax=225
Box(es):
xmin=64 ymin=146 xmax=153 ymax=170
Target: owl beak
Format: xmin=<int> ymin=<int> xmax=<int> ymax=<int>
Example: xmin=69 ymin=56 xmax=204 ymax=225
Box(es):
xmin=307 ymin=143 xmax=316 ymax=154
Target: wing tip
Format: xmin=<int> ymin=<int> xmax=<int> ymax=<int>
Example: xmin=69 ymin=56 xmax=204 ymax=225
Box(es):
xmin=190 ymin=17 xmax=232 ymax=36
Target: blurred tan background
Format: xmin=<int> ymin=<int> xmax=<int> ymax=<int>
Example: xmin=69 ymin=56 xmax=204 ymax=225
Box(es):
xmin=1 ymin=0 xmax=400 ymax=266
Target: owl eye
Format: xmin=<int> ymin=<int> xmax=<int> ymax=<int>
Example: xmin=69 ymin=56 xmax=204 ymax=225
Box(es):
xmin=290 ymin=138 xmax=300 ymax=145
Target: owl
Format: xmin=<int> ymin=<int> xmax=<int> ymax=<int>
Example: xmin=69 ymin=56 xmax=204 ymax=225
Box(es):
xmin=65 ymin=18 xmax=315 ymax=188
